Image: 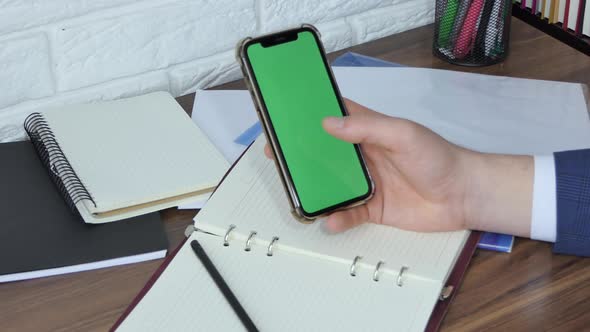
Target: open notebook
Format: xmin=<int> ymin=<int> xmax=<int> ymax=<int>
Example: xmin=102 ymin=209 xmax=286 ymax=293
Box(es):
xmin=24 ymin=92 xmax=227 ymax=223
xmin=114 ymin=137 xmax=476 ymax=332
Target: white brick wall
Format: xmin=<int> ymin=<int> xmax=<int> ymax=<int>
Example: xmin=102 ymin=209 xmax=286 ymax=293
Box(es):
xmin=0 ymin=0 xmax=434 ymax=142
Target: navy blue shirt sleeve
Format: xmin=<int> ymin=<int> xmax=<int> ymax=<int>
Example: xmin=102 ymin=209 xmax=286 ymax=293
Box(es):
xmin=553 ymin=149 xmax=590 ymax=256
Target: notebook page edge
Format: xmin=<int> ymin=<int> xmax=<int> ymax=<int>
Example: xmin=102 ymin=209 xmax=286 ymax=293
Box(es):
xmin=80 ymin=187 xmax=214 ymax=224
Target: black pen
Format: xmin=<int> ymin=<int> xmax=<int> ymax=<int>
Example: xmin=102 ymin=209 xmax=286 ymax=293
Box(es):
xmin=190 ymin=240 xmax=259 ymax=332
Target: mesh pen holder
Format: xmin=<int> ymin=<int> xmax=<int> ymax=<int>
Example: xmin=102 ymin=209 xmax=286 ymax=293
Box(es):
xmin=433 ymin=0 xmax=512 ymax=66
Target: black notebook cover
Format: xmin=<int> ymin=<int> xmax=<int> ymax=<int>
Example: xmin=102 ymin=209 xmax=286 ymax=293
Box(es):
xmin=0 ymin=141 xmax=169 ymax=282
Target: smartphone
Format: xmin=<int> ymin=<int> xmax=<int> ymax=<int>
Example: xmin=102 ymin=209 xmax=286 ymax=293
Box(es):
xmin=237 ymin=24 xmax=374 ymax=222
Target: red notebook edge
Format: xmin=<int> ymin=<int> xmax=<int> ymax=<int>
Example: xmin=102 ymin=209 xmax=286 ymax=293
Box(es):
xmin=425 ymin=231 xmax=482 ymax=332
xmin=110 ymin=235 xmax=188 ymax=332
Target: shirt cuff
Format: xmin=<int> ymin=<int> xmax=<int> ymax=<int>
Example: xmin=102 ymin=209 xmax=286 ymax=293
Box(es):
xmin=531 ymin=155 xmax=557 ymax=242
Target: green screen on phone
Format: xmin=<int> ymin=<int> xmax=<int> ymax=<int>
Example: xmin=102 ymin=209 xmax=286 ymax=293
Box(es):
xmin=246 ymin=29 xmax=371 ymax=216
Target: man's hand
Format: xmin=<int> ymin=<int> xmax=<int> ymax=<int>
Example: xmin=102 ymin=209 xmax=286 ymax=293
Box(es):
xmin=265 ymin=99 xmax=534 ymax=236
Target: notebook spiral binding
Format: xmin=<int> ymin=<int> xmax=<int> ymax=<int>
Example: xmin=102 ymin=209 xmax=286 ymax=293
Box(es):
xmin=220 ymin=224 xmax=409 ymax=286
xmin=24 ymin=112 xmax=96 ymax=215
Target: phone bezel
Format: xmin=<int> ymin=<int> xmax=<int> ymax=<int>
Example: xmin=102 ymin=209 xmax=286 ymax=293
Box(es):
xmin=237 ymin=25 xmax=374 ymax=221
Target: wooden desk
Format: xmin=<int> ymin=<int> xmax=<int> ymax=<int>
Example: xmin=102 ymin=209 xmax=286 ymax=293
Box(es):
xmin=1 ymin=19 xmax=589 ymax=332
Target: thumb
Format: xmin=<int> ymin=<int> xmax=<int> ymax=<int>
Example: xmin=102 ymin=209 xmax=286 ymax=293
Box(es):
xmin=322 ymin=101 xmax=400 ymax=147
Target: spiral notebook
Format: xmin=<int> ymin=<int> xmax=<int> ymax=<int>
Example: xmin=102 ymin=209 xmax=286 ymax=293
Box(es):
xmin=24 ymin=92 xmax=228 ymax=224
xmin=113 ymin=137 xmax=478 ymax=332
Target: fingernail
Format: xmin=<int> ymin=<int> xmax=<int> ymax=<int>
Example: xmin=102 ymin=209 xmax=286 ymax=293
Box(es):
xmin=324 ymin=116 xmax=344 ymax=129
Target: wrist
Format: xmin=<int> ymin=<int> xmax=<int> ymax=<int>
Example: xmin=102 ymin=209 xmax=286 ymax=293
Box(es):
xmin=462 ymin=151 xmax=534 ymax=237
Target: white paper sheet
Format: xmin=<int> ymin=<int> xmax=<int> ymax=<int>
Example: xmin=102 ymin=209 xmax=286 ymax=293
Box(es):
xmin=191 ymin=89 xmax=259 ymax=162
xmin=333 ymin=67 xmax=590 ymax=154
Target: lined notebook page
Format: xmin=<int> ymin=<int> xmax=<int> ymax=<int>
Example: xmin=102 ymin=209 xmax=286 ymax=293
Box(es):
xmin=196 ymin=137 xmax=469 ymax=283
xmin=117 ymin=231 xmax=442 ymax=332
xmin=43 ymin=92 xmax=228 ymax=214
